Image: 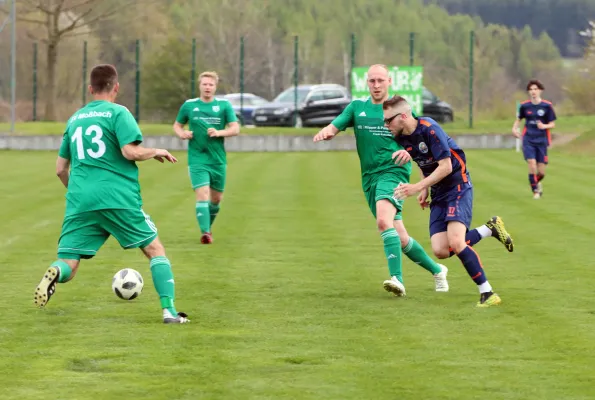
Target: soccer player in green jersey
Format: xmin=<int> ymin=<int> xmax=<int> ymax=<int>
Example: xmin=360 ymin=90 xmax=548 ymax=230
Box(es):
xmin=173 ymin=71 xmax=239 ymax=244
xmin=33 ymin=64 xmax=189 ymax=324
xmin=313 ymin=64 xmax=449 ymax=297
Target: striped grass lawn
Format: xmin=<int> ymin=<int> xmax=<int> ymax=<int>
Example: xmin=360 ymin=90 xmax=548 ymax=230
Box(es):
xmin=0 ymin=149 xmax=594 ymax=399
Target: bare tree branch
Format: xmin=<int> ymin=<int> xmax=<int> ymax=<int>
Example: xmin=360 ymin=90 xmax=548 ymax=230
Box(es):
xmin=17 ymin=16 xmax=47 ymax=25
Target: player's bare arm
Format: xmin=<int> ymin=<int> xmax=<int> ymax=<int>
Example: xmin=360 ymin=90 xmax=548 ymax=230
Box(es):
xmin=173 ymin=121 xmax=193 ymax=140
xmin=313 ymin=124 xmax=340 ymax=142
xmin=537 ymin=121 xmax=555 ymax=130
xmin=121 ymin=143 xmax=178 ymax=163
xmin=208 ymin=121 xmax=240 ymax=138
xmin=394 ymin=158 xmax=452 ymax=199
xmin=56 ymin=156 xmax=70 ymax=188
xmin=512 ymin=118 xmax=522 ymax=137
xmin=416 ymin=168 xmax=430 ymax=209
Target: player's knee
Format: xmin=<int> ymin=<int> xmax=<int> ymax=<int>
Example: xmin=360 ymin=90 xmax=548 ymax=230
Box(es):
xmin=432 ymin=247 xmax=450 ymax=259
xmin=211 ymin=193 xmax=223 ymax=204
xmin=447 ymin=239 xmax=467 ymax=255
xmin=376 ymin=218 xmax=393 ymax=232
xmin=141 ymin=238 xmax=166 ymax=259
xmin=194 ymin=186 xmax=210 ymax=201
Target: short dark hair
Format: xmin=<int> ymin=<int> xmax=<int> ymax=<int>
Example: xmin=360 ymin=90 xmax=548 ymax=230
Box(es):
xmin=526 ymin=79 xmax=544 ymax=91
xmin=90 ymin=64 xmax=118 ymax=93
xmin=382 ymin=95 xmax=409 ymax=110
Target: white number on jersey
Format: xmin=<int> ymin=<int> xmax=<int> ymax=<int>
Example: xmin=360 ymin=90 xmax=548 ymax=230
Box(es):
xmin=72 ymin=124 xmax=107 ymax=159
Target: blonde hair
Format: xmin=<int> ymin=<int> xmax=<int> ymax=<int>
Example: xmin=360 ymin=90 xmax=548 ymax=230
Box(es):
xmin=199 ymin=71 xmax=219 ymax=83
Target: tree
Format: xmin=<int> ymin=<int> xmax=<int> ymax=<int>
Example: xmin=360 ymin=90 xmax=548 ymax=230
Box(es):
xmin=1 ymin=0 xmax=136 ymax=120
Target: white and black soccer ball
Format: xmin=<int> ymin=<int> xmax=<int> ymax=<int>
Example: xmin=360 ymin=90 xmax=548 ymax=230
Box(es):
xmin=112 ymin=268 xmax=144 ymax=300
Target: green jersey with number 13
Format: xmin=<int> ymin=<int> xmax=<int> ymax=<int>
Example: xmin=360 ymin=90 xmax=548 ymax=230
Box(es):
xmin=58 ymin=100 xmax=144 ymax=216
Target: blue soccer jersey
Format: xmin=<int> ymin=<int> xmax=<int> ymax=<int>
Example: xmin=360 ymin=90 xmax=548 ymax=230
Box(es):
xmin=394 ymin=117 xmax=470 ymax=199
xmin=517 ymin=100 xmax=556 ymax=146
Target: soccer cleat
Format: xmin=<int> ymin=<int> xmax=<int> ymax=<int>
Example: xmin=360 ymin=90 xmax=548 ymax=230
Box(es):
xmin=476 ymin=291 xmax=501 ymax=308
xmin=163 ymin=311 xmax=190 ymax=324
xmin=200 ymin=232 xmax=213 ymax=244
xmin=485 ymin=216 xmax=514 ymax=252
xmin=34 ymin=267 xmax=60 ymax=308
xmin=383 ymin=277 xmax=406 ymax=297
xmin=433 ymin=264 xmax=449 ymax=292
xmin=533 ymin=191 xmax=541 ymax=199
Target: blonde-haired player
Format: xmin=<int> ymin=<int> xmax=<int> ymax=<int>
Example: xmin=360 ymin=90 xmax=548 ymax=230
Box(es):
xmin=173 ymin=71 xmax=239 ymax=244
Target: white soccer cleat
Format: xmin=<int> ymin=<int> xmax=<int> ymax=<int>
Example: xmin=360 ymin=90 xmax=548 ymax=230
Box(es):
xmin=383 ymin=276 xmax=406 ymax=297
xmin=533 ymin=191 xmax=541 ymax=200
xmin=434 ymin=264 xmax=449 ymax=292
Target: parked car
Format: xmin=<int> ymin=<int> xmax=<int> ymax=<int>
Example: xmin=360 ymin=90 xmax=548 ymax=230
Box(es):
xmin=421 ymin=87 xmax=454 ymax=123
xmin=223 ymin=93 xmax=270 ymax=125
xmin=252 ymin=84 xmax=351 ymax=128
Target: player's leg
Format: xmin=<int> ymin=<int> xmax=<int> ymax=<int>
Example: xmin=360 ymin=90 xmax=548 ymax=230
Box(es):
xmin=375 ymin=199 xmax=406 ymax=296
xmin=103 ymin=208 xmax=189 ymax=324
xmin=208 ymin=164 xmax=226 ymax=233
xmin=34 ymin=212 xmax=108 ymax=307
xmin=444 ymin=186 xmax=501 ymax=307
xmin=523 ymin=143 xmax=540 ymax=198
xmin=190 ymin=165 xmax=213 ymax=242
xmin=535 ymin=145 xmax=548 ymax=196
xmin=445 ymin=215 xmax=514 ymax=256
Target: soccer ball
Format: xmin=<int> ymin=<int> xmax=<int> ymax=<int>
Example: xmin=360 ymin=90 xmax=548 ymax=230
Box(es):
xmin=112 ymin=268 xmax=144 ymax=300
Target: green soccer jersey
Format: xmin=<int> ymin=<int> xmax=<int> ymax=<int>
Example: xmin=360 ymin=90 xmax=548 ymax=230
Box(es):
xmin=58 ymin=100 xmax=144 ymax=216
xmin=331 ymin=97 xmax=412 ymax=187
xmin=175 ymin=97 xmax=237 ymax=165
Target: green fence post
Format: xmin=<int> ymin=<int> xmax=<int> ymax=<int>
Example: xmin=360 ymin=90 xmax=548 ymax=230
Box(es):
xmin=32 ymin=42 xmax=37 ymax=121
xmin=350 ymin=33 xmax=356 ymax=96
xmin=239 ymin=36 xmax=245 ymax=125
xmin=469 ymin=30 xmax=474 ymax=129
xmin=293 ymin=35 xmax=299 ymax=127
xmin=409 ymin=32 xmax=415 ymax=66
xmin=135 ymin=39 xmax=140 ymax=122
xmin=82 ymin=40 xmax=87 ymax=106
xmin=191 ymin=38 xmax=196 ymax=98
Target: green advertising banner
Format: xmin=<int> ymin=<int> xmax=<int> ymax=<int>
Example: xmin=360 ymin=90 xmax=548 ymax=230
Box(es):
xmin=351 ymin=66 xmax=424 ymax=114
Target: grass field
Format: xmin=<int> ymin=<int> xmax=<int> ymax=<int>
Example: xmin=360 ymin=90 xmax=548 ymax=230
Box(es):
xmin=1 ymin=149 xmax=595 ymax=399
xmin=1 ymin=113 xmax=595 ymax=136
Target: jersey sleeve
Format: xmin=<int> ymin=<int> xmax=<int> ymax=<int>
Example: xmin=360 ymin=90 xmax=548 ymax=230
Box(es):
xmin=114 ymin=108 xmax=143 ymax=148
xmin=546 ymin=104 xmax=557 ymax=123
xmin=224 ymin=101 xmax=238 ymax=124
xmin=517 ymin=103 xmax=526 ymax=120
xmin=428 ymin=124 xmax=451 ymax=161
xmin=331 ymin=102 xmax=354 ymax=131
xmin=58 ymin=132 xmax=71 ymax=159
xmin=176 ymin=102 xmax=189 ymax=124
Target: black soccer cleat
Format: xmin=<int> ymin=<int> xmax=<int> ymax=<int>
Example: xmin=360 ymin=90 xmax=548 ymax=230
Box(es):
xmin=34 ymin=267 xmax=60 ymax=308
xmin=485 ymin=216 xmax=514 ymax=252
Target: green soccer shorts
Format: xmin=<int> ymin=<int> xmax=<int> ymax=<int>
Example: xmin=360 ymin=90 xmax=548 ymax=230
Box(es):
xmin=57 ymin=209 xmax=158 ymax=260
xmin=188 ymin=164 xmax=227 ymax=192
xmin=363 ymin=170 xmax=409 ymax=220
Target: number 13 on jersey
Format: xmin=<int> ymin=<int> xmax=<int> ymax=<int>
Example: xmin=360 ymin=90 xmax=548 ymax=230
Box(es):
xmin=72 ymin=124 xmax=106 ymax=159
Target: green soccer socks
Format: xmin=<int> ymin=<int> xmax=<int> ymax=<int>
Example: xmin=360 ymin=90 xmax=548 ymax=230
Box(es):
xmin=402 ymin=237 xmax=442 ymax=275
xmin=381 ymin=228 xmax=403 ymax=283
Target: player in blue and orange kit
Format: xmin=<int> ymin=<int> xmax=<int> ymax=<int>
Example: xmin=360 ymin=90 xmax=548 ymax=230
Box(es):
xmin=512 ymin=79 xmax=556 ymax=199
xmin=382 ymin=95 xmax=513 ymax=307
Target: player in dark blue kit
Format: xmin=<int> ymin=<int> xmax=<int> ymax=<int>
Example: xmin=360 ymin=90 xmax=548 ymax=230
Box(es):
xmin=512 ymin=79 xmax=556 ymax=199
xmin=382 ymin=95 xmax=513 ymax=307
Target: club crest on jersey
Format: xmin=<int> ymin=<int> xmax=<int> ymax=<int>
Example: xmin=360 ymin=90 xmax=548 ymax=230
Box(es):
xmin=193 ymin=107 xmax=199 ymax=112
xmin=418 ymin=142 xmax=429 ymax=153
xmin=537 ymin=109 xmax=545 ymax=116
xmin=212 ymin=106 xmax=220 ymax=112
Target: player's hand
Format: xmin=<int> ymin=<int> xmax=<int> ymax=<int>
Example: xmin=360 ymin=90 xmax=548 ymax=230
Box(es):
xmin=207 ymin=128 xmax=220 ymax=137
xmin=417 ymin=188 xmax=430 ymax=210
xmin=392 ymin=150 xmax=411 ymax=166
xmin=178 ymin=130 xmax=193 ymax=140
xmin=536 ymin=121 xmax=546 ymax=130
xmin=313 ymin=126 xmax=336 ymax=142
xmin=154 ymin=149 xmax=178 ymax=164
xmin=512 ymin=127 xmax=521 ymax=138
xmin=394 ymin=183 xmax=420 ymax=200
